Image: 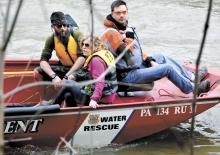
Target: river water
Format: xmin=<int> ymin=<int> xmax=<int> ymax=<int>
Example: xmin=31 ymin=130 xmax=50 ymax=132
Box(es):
xmin=1 ymin=0 xmax=220 ymax=154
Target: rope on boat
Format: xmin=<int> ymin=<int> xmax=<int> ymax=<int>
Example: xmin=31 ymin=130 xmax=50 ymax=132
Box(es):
xmin=190 ymin=0 xmax=213 ymax=155
xmin=210 ymin=79 xmax=220 ymax=88
xmin=158 ymin=89 xmax=189 ymax=99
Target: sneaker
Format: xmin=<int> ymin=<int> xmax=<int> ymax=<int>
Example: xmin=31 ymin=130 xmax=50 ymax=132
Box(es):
xmin=197 ymin=79 xmax=211 ymax=96
xmin=198 ymin=66 xmax=208 ymax=82
xmin=34 ymin=99 xmax=53 ymax=107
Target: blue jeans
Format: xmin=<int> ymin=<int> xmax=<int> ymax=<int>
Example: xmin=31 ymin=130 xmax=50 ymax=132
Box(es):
xmin=152 ymin=53 xmax=194 ymax=81
xmin=122 ymin=53 xmax=194 ymax=94
xmin=53 ymin=81 xmax=90 ymax=106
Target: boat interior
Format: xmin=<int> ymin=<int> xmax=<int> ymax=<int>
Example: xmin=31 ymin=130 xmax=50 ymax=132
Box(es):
xmin=3 ymin=59 xmax=220 ymax=108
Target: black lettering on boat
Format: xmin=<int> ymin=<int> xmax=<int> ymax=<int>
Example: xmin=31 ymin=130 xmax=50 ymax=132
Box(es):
xmin=84 ymin=124 xmax=119 ymax=131
xmin=100 ymin=116 xmax=127 ymax=122
xmin=96 ymin=125 xmax=101 ymax=130
xmin=102 ymin=125 xmax=107 ymax=130
xmin=91 ymin=126 xmax=96 ymax=131
xmin=4 ymin=119 xmax=43 ymax=134
xmin=121 ymin=116 xmax=126 ymax=121
xmin=84 ymin=126 xmax=90 ymax=131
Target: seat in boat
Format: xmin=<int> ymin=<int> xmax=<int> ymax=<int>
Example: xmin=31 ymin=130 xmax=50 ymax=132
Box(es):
xmin=117 ymin=81 xmax=154 ymax=96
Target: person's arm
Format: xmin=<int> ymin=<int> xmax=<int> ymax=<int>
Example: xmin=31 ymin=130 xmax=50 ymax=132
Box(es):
xmin=40 ymin=36 xmax=56 ymax=77
xmin=39 ymin=60 xmax=62 ymax=89
xmin=40 ymin=35 xmax=62 ymax=88
xmin=65 ymin=56 xmax=85 ymax=79
xmin=40 ymin=60 xmax=56 ymax=77
xmin=88 ymin=57 xmax=106 ymax=102
xmin=102 ymin=30 xmax=134 ymax=66
xmin=102 ymin=30 xmax=124 ymax=53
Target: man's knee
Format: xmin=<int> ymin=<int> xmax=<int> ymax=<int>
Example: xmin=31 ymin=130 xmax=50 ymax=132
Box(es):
xmin=62 ymin=80 xmax=79 ymax=92
xmin=64 ymin=92 xmax=76 ymax=107
xmin=161 ymin=64 xmax=174 ymax=75
xmin=151 ymin=53 xmax=166 ymax=64
xmin=33 ymin=68 xmax=42 ymax=81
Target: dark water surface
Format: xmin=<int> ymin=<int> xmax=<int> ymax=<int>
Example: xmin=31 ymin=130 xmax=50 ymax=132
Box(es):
xmin=1 ymin=0 xmax=220 ymax=154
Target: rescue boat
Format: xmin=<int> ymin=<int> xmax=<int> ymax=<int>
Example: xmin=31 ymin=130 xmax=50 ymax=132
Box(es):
xmin=3 ymin=59 xmax=220 ymax=148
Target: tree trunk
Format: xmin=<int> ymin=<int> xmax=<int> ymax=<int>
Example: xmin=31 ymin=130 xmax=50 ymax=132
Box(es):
xmin=0 ymin=50 xmax=5 ymax=155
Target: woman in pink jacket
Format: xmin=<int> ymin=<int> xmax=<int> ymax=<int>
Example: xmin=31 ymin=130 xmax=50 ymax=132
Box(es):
xmin=53 ymin=36 xmax=118 ymax=108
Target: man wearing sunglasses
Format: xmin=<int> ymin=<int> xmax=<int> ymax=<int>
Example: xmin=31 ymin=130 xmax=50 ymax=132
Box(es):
xmin=34 ymin=11 xmax=85 ymax=102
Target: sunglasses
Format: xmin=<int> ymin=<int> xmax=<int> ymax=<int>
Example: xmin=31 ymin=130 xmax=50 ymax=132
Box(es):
xmin=55 ymin=24 xmax=67 ymax=28
xmin=82 ymin=43 xmax=90 ymax=48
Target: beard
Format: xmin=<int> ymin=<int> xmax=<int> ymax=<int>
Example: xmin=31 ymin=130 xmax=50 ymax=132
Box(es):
xmin=118 ymin=19 xmax=127 ymax=26
xmin=56 ymin=31 xmax=69 ymax=46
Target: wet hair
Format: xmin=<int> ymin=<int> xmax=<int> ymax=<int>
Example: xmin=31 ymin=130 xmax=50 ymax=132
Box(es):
xmin=80 ymin=36 xmax=108 ymax=52
xmin=111 ymin=0 xmax=127 ymax=12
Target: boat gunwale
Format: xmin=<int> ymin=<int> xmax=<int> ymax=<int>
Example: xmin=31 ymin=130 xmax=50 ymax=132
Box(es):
xmin=5 ymin=96 xmax=220 ymax=118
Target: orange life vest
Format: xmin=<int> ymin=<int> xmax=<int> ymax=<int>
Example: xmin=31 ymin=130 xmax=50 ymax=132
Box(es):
xmin=54 ymin=35 xmax=78 ymax=66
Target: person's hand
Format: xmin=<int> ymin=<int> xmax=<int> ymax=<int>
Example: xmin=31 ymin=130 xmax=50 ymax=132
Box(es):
xmin=150 ymin=61 xmax=158 ymax=67
xmin=119 ymin=30 xmax=126 ymax=34
xmin=62 ymin=75 xmax=68 ymax=81
xmin=142 ymin=51 xmax=148 ymax=61
xmin=52 ymin=76 xmax=62 ymax=90
xmin=124 ymin=38 xmax=134 ymax=52
xmin=89 ymin=100 xmax=98 ymax=108
xmin=68 ymin=74 xmax=76 ymax=80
